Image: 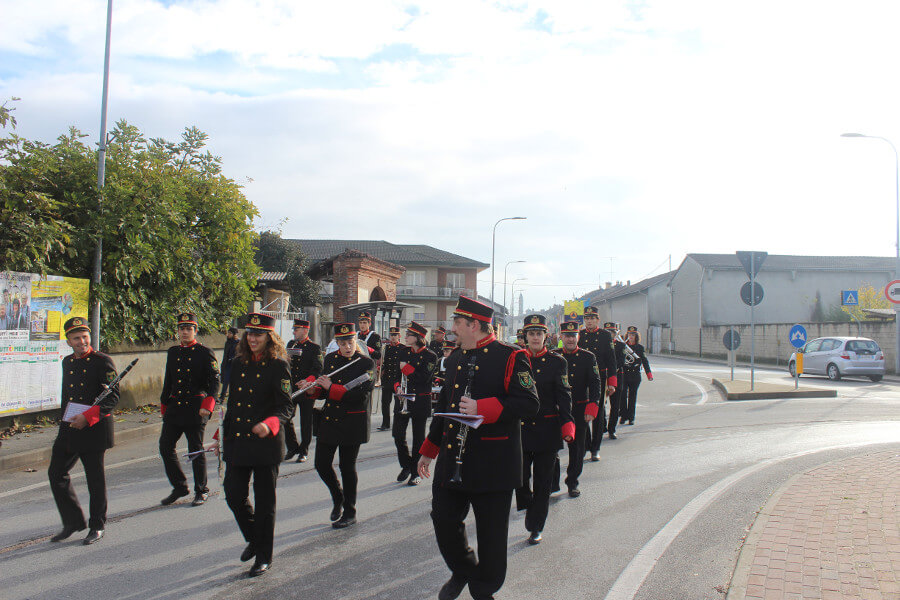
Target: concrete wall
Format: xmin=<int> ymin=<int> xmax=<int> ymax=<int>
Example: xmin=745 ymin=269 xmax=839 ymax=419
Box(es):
xmin=606 ymin=293 xmax=647 ymax=333
xmin=670 ymin=258 xmax=703 ymax=352
xmin=648 ymin=283 xmax=672 ymax=326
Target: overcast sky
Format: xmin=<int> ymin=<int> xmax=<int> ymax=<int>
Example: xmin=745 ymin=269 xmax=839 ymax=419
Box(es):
xmin=3 ymin=1 xmax=900 ymax=310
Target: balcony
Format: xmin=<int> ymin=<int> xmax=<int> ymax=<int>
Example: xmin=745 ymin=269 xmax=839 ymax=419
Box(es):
xmin=396 ymin=285 xmax=474 ymax=299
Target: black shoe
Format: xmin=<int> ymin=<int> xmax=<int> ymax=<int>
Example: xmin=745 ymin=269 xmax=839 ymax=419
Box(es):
xmin=83 ymin=529 xmax=104 ymax=545
xmin=160 ymin=489 xmax=190 ymax=506
xmin=396 ymin=467 xmax=411 ymax=482
xmin=527 ymin=531 xmax=542 ymax=545
xmin=408 ymin=475 xmax=421 ymax=486
xmin=284 ymin=448 xmax=299 ymax=461
xmin=192 ymin=491 xmax=209 ymax=506
xmin=609 ymin=432 xmax=617 ymax=440
xmin=240 ymin=543 xmax=256 ymax=562
xmin=332 ymin=515 xmax=356 ymax=529
xmin=330 ymin=498 xmax=343 ymax=522
xmin=590 ymin=452 xmax=600 ymax=462
xmin=378 ymin=425 xmax=390 ymax=431
xmin=50 ymin=524 xmax=85 ymax=542
xmin=628 ymin=419 xmax=634 ymax=425
xmin=296 ymin=454 xmax=308 ymax=463
xmin=438 ymin=574 xmax=467 ymax=600
xmin=568 ymin=487 xmax=581 ymax=498
xmin=619 ymin=418 xmax=626 ymax=425
xmin=249 ymin=561 xmax=270 ymax=577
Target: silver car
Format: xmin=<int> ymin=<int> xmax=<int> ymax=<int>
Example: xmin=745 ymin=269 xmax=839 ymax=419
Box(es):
xmin=788 ymin=336 xmax=885 ymax=382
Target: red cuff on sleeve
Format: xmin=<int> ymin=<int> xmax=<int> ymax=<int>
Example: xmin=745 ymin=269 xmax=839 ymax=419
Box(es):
xmin=201 ymin=396 xmax=216 ymax=413
xmin=401 ymin=363 xmax=415 ymax=376
xmin=160 ymin=403 xmax=167 ymax=416
xmin=83 ymin=405 xmax=101 ymax=427
xmin=367 ymin=346 xmax=375 ymax=354
xmin=561 ymin=420 xmax=576 ymax=440
xmin=476 ymin=397 xmax=503 ymax=424
xmin=607 ymin=375 xmax=618 ymax=388
xmin=419 ymin=438 xmax=439 ymax=459
xmin=585 ymin=403 xmax=599 ymax=419
xmin=328 ymin=384 xmax=347 ymax=401
xmin=393 ymin=382 xmax=401 ymax=393
xmin=262 ymin=416 xmax=281 ymax=437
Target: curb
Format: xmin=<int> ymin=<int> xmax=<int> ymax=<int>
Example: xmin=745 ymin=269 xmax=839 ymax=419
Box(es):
xmin=0 ymin=422 xmax=162 ymax=474
xmin=711 ymin=378 xmax=838 ymax=401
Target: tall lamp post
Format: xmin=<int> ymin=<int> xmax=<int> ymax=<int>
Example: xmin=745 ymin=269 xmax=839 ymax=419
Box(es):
xmin=841 ymin=132 xmax=900 ymax=374
xmin=490 ymin=217 xmax=527 ymax=311
xmin=503 ymin=260 xmax=526 ymax=328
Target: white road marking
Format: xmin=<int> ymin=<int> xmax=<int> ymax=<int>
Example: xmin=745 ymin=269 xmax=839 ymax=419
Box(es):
xmin=602 ymin=440 xmax=891 ymax=600
xmin=669 ymin=372 xmax=709 ymax=405
xmin=0 ymin=454 xmax=158 ymax=500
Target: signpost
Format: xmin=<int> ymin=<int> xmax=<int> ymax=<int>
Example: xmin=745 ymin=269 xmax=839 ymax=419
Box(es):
xmin=736 ymin=251 xmax=767 ymax=390
xmin=841 ymin=290 xmax=859 ymax=306
xmin=723 ymin=328 xmax=741 ymax=381
xmin=789 ymin=324 xmax=807 ymax=390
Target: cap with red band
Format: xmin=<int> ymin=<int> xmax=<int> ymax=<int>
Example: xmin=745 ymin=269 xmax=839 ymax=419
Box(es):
xmin=452 ymin=295 xmax=493 ymax=323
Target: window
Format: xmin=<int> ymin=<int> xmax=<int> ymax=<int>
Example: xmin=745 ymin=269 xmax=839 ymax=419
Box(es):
xmin=401 ymin=270 xmax=425 ymax=286
xmin=414 ymin=312 xmax=425 ymax=321
xmin=804 ymin=340 xmax=822 ymax=353
xmin=846 ymin=340 xmax=879 ymax=354
xmin=820 ymin=339 xmax=840 ymax=352
xmin=446 ymin=272 xmax=465 ymax=289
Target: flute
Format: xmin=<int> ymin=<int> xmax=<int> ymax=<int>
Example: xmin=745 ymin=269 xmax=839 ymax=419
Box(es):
xmin=291 ymin=357 xmax=362 ymax=399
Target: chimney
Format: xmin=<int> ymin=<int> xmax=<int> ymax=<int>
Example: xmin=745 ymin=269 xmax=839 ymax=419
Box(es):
xmin=605 ymin=281 xmax=612 ymax=289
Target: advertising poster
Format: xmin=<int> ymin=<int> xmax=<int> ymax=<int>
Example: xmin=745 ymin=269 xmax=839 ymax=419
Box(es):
xmin=0 ymin=271 xmax=90 ymax=416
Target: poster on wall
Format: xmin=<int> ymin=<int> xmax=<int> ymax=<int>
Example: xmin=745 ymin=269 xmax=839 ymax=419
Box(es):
xmin=0 ymin=271 xmax=90 ymax=416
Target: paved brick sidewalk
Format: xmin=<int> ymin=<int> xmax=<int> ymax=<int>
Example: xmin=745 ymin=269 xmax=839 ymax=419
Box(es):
xmin=728 ymin=450 xmax=900 ymax=600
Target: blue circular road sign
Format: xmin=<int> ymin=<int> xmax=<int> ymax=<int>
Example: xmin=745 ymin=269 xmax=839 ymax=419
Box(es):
xmin=789 ymin=324 xmax=807 ymax=349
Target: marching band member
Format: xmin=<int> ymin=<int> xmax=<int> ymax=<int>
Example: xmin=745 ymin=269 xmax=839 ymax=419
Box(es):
xmin=159 ymin=312 xmax=220 ymax=507
xmin=417 ymin=296 xmax=539 ymax=600
xmin=620 ymin=326 xmax=653 ymax=426
xmin=221 ymin=313 xmax=292 ymax=577
xmin=604 ymin=322 xmax=626 ymax=440
xmin=284 ymin=319 xmax=323 ymax=463
xmin=429 ymin=325 xmax=447 ymax=355
xmin=393 ymin=321 xmax=437 ymax=486
xmin=379 ymin=326 xmax=406 ymax=431
xmin=578 ymin=307 xmax=617 ymax=460
xmin=515 ymin=314 xmax=574 ymax=545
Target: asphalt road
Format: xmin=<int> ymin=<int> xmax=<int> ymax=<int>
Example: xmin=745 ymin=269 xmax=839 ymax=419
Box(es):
xmin=1 ymin=357 xmax=897 ymax=600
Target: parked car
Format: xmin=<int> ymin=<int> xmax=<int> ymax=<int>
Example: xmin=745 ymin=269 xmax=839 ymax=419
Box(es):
xmin=788 ymin=336 xmax=884 ymax=382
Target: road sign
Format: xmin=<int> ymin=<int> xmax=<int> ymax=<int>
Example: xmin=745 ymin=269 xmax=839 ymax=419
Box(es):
xmin=841 ymin=290 xmax=859 ymax=306
xmin=736 ymin=251 xmax=768 ymax=279
xmin=740 ymin=281 xmax=764 ymax=306
xmin=885 ymin=280 xmax=900 ymax=304
xmin=723 ymin=329 xmax=741 ymax=350
xmin=789 ymin=324 xmax=807 ymax=348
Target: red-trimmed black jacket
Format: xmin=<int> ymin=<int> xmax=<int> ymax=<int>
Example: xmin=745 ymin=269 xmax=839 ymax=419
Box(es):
xmin=578 ymin=327 xmax=619 ymax=390
xmin=160 ymin=341 xmax=219 ymax=426
xmin=57 ymin=348 xmax=119 ymax=454
xmin=312 ymin=350 xmax=375 ymax=445
xmin=398 ymin=345 xmax=437 ymax=417
xmin=555 ymin=347 xmax=602 ymax=425
xmin=520 ymin=348 xmax=574 ymax=452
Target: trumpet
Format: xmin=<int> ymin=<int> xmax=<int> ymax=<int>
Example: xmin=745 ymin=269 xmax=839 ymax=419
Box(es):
xmin=396 ymin=372 xmax=412 ymax=415
xmin=615 ymin=333 xmax=639 ymax=366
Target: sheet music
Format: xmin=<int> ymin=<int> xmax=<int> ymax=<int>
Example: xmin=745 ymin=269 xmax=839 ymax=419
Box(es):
xmin=433 ymin=412 xmax=484 ymax=429
xmin=62 ymin=402 xmax=91 ymax=423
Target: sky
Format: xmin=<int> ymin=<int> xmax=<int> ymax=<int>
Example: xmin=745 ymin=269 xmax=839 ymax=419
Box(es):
xmin=3 ymin=0 xmax=900 ymax=311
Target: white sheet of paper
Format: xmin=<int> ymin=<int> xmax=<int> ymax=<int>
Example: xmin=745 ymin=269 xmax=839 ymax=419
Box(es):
xmin=63 ymin=402 xmax=91 ymax=423
xmin=433 ymin=412 xmax=484 ymax=429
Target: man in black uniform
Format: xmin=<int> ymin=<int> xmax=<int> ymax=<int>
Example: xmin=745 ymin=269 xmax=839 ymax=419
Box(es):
xmin=418 ymin=296 xmax=539 ymax=600
xmin=555 ymin=321 xmax=601 ymax=496
xmin=221 ymin=327 xmax=239 ymax=400
xmin=515 ymin=314 xmax=574 ymax=545
xmin=284 ymin=319 xmax=324 ymax=463
xmin=429 ymin=325 xmax=447 ymax=354
xmin=379 ymin=326 xmax=406 ymax=431
xmin=515 ymin=328 xmax=526 ymax=348
xmin=578 ymin=306 xmax=618 ymax=460
xmin=357 ymin=311 xmax=382 ymax=361
xmin=48 ymin=316 xmax=119 ymax=545
xmin=604 ymin=322 xmax=626 ymax=440
xmin=393 ymin=321 xmax=437 ymax=486
xmin=434 ymin=340 xmax=456 ymax=388
xmin=159 ymin=313 xmax=220 ymax=507
xmin=620 ymin=326 xmax=653 ymax=426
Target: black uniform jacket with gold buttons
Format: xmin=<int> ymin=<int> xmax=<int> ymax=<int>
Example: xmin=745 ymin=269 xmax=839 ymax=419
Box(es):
xmin=428 ymin=339 xmax=444 ymax=355
xmin=57 ymin=349 xmax=119 ymax=454
xmin=222 ymin=357 xmax=292 ymax=466
xmin=623 ymin=343 xmax=652 ymax=381
xmin=555 ymin=347 xmax=602 ymax=421
xmin=160 ymin=341 xmax=220 ymax=426
xmin=358 ymin=330 xmax=382 ymax=360
xmin=577 ymin=327 xmax=619 ymax=387
xmin=613 ymin=339 xmax=627 ymax=376
xmin=314 ymin=350 xmax=376 ymax=446
xmin=381 ymin=342 xmax=407 ymax=386
xmin=421 ymin=335 xmax=540 ymax=492
xmin=400 ymin=345 xmax=438 ymax=418
xmin=520 ymin=348 xmax=574 ymax=452
xmin=286 ymin=338 xmax=324 ymax=386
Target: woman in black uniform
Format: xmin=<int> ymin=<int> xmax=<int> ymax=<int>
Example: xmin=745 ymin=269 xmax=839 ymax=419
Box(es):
xmin=621 ymin=326 xmax=653 ymax=426
xmin=221 ymin=313 xmax=292 ymax=577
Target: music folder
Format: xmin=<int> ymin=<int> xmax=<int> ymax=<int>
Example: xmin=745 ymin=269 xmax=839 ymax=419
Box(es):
xmin=62 ymin=402 xmax=92 ymax=423
xmin=433 ymin=412 xmax=484 ymax=429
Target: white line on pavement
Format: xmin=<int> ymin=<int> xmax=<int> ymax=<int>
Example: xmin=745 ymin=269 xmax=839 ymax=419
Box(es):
xmin=0 ymin=454 xmax=158 ymax=500
xmin=669 ymin=372 xmax=709 ymax=405
xmin=602 ymin=440 xmax=891 ymax=600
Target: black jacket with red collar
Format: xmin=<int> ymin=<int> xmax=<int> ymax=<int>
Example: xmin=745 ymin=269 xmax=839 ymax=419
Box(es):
xmin=160 ymin=340 xmax=220 ymax=426
xmin=577 ymin=327 xmax=618 ymax=389
xmin=398 ymin=344 xmax=437 ymax=417
xmin=520 ymin=347 xmax=574 ymax=452
xmin=554 ymin=346 xmax=602 ymax=423
xmin=57 ymin=348 xmax=119 ymax=454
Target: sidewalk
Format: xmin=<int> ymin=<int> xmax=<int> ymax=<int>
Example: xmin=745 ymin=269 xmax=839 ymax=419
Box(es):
xmin=727 ymin=450 xmax=900 ymax=600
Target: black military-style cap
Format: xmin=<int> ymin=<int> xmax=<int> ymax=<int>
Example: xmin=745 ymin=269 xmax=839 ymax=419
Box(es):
xmin=407 ymin=321 xmax=427 ymax=338
xmin=442 ymin=341 xmax=456 ymax=350
xmin=293 ymin=319 xmax=310 ymax=329
xmin=389 ymin=326 xmax=401 ymax=335
xmin=358 ymin=311 xmax=372 ymax=322
xmin=627 ymin=325 xmax=638 ymax=332
xmin=246 ymin=313 xmax=275 ymax=331
xmin=452 ymin=295 xmax=493 ymax=323
xmin=516 ymin=328 xmax=525 ymax=339
xmin=177 ymin=312 xmax=198 ymax=327
xmin=604 ymin=321 xmax=619 ymax=330
xmin=560 ymin=321 xmax=579 ymax=334
xmin=64 ymin=316 xmax=90 ymax=336
xmin=584 ymin=306 xmax=599 ymax=317
xmin=522 ymin=314 xmax=547 ymax=331
xmin=435 ymin=326 xmax=446 ymax=334
xmin=334 ymin=322 xmax=356 ymax=339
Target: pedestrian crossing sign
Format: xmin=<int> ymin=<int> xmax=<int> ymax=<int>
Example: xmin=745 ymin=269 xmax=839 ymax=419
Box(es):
xmin=841 ymin=290 xmax=858 ymax=306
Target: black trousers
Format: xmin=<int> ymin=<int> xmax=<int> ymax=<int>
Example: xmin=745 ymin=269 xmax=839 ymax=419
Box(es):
xmin=284 ymin=398 xmax=314 ymax=457
xmin=380 ymin=385 xmax=396 ymax=428
xmin=48 ymin=441 xmax=108 ymax=530
xmin=221 ymin=369 xmax=232 ymax=398
xmin=315 ymin=442 xmax=361 ymax=517
xmin=432 ymin=486 xmax=513 ymax=599
xmin=622 ymin=377 xmax=640 ymax=422
xmin=608 ymin=375 xmax=625 ymax=433
xmin=566 ymin=422 xmax=589 ymax=489
xmin=393 ymin=408 xmax=427 ymax=471
xmin=516 ymin=450 xmax=557 ymax=533
xmin=589 ymin=386 xmax=609 ymax=453
xmin=159 ymin=421 xmax=208 ymax=493
xmin=224 ymin=463 xmax=279 ymax=563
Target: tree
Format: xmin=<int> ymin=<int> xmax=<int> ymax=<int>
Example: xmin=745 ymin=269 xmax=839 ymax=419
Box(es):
xmin=0 ymin=100 xmax=259 ymax=346
xmin=254 ymin=231 xmax=320 ymax=308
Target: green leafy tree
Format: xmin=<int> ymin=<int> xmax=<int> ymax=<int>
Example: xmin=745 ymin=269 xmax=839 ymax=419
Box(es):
xmin=0 ymin=101 xmax=259 ymax=346
xmin=842 ymin=284 xmax=892 ymax=321
xmin=254 ymin=231 xmax=320 ymax=308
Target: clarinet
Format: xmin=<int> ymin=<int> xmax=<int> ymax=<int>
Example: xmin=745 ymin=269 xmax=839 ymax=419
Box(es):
xmin=449 ymin=354 xmax=477 ymax=484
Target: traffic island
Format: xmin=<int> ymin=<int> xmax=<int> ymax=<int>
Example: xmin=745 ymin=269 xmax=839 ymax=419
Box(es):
xmin=711 ymin=379 xmax=837 ymax=400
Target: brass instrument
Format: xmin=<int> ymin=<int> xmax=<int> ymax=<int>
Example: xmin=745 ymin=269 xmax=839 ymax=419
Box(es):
xmin=449 ymin=354 xmax=477 ymax=484
xmin=615 ymin=333 xmax=639 ymax=366
xmin=397 ymin=372 xmax=411 ymax=415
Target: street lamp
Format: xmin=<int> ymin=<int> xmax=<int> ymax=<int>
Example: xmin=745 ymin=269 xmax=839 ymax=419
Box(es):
xmin=510 ymin=277 xmax=528 ymax=325
xmin=841 ymin=132 xmax=900 ymax=374
xmin=490 ymin=217 xmax=527 ymax=309
xmin=503 ymin=260 xmax=526 ymax=327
